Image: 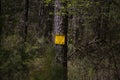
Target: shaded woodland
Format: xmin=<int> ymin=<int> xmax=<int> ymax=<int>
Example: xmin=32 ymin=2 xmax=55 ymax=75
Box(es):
xmin=0 ymin=0 xmax=120 ymax=80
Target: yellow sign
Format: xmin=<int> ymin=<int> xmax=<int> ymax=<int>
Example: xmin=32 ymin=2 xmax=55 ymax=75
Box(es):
xmin=55 ymin=35 xmax=65 ymax=45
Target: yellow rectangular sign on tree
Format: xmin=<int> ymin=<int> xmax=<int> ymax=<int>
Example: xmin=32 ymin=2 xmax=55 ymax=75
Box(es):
xmin=55 ymin=35 xmax=65 ymax=45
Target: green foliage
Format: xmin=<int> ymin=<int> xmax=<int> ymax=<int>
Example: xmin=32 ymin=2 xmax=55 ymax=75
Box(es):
xmin=45 ymin=0 xmax=52 ymax=4
xmin=44 ymin=0 xmax=52 ymax=6
xmin=31 ymin=45 xmax=66 ymax=80
xmin=0 ymin=0 xmax=120 ymax=80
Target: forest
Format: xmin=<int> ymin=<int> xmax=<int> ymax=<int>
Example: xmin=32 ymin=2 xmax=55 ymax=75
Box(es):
xmin=0 ymin=0 xmax=120 ymax=80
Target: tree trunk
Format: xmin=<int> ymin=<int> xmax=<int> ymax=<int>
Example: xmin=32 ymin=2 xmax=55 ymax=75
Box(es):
xmin=21 ymin=0 xmax=30 ymax=80
xmin=44 ymin=3 xmax=54 ymax=43
xmin=0 ymin=0 xmax=2 ymax=16
xmin=0 ymin=0 xmax=3 ymax=48
xmin=54 ymin=0 xmax=68 ymax=80
xmin=24 ymin=0 xmax=29 ymax=42
xmin=37 ymin=0 xmax=44 ymax=37
xmin=0 ymin=0 xmax=2 ymax=47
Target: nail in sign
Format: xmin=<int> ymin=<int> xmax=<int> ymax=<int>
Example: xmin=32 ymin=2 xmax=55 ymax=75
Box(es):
xmin=55 ymin=35 xmax=65 ymax=45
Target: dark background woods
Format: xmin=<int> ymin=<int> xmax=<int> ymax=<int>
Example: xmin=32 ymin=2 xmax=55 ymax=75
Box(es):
xmin=0 ymin=0 xmax=120 ymax=80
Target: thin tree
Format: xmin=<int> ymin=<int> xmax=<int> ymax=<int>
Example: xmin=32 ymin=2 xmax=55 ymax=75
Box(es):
xmin=0 ymin=0 xmax=2 ymax=16
xmin=0 ymin=0 xmax=2 ymax=47
xmin=21 ymin=0 xmax=29 ymax=80
xmin=24 ymin=0 xmax=29 ymax=42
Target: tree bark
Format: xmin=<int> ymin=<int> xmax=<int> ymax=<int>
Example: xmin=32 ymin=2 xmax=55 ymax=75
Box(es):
xmin=21 ymin=0 xmax=30 ymax=80
xmin=54 ymin=0 xmax=68 ymax=80
xmin=0 ymin=0 xmax=2 ymax=47
xmin=24 ymin=0 xmax=29 ymax=42
xmin=0 ymin=0 xmax=2 ymax=16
